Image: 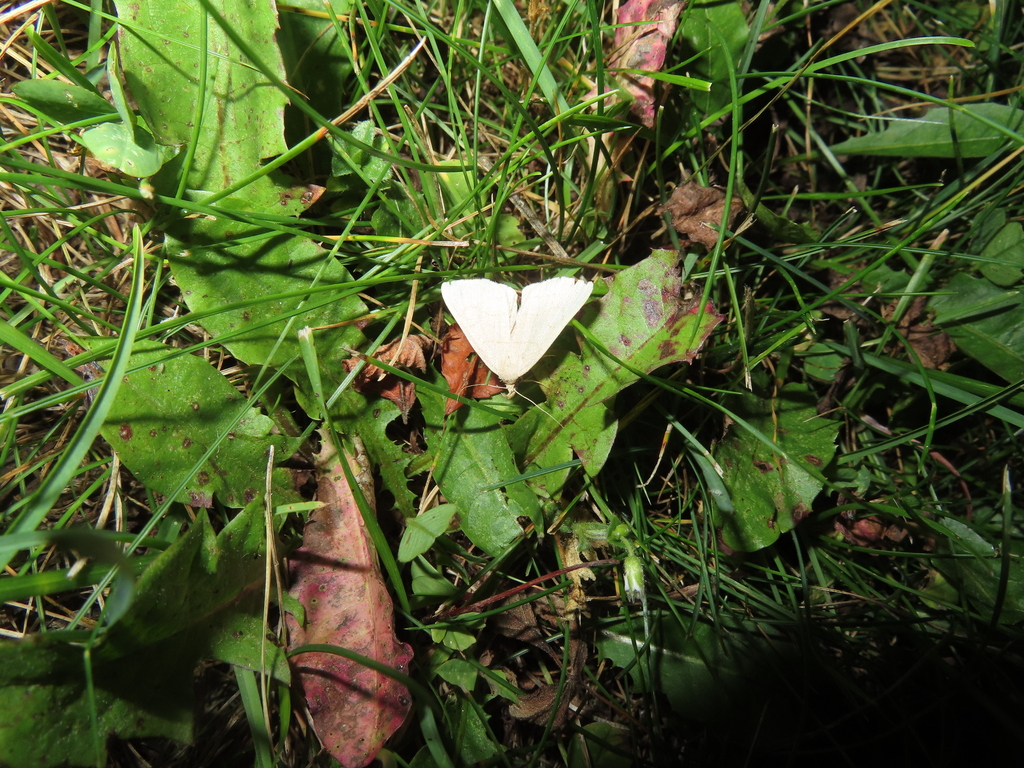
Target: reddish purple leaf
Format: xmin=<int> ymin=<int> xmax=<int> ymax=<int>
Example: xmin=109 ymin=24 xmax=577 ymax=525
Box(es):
xmin=610 ymin=0 xmax=685 ymax=127
xmin=287 ymin=439 xmax=413 ymax=768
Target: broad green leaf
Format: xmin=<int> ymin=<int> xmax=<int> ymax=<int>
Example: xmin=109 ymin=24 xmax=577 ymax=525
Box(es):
xmin=436 ymin=161 xmax=476 ymax=207
xmin=330 ymin=121 xmax=392 ymax=186
xmin=934 ymin=518 xmax=1024 ymax=624
xmin=930 ymin=272 xmax=1024 ymax=384
xmin=100 ymin=503 xmax=288 ymax=678
xmin=11 ymin=80 xmax=117 ymax=124
xmin=596 ymin=615 xmax=797 ymax=723
xmin=372 ymin=185 xmax=426 ymax=238
xmin=105 ymin=43 xmax=137 ymax=130
xmin=495 ymin=214 xmax=526 ymax=247
xmin=796 ymin=341 xmax=845 ymax=382
xmin=511 ymin=250 xmax=723 ymax=480
xmin=99 ymin=340 xmax=297 ymax=508
xmin=969 ymin=209 xmax=1007 ymax=254
xmin=423 ymin=391 xmax=538 ymax=556
xmin=79 ymin=122 xmax=176 ymax=178
xmin=939 ymin=518 xmax=995 ymax=558
xmin=447 ymin=697 xmax=499 ymax=764
xmin=430 ymin=614 xmax=483 ymax=652
xmin=353 ymin=395 xmax=418 ymax=518
xmin=410 ymin=558 xmax=457 ymax=598
xmin=398 ymin=504 xmax=457 ymax=562
xmin=432 ymin=629 xmax=476 ymax=651
xmin=0 ymin=635 xmax=177 ymax=768
xmin=859 ymin=261 xmax=912 ymax=295
xmin=0 ymin=505 xmax=285 ymax=768
xmin=714 ymin=383 xmax=838 ymax=551
xmin=114 ymin=0 xmax=308 ymax=210
xmin=830 ymin=104 xmax=1024 ymax=158
xmin=0 ymin=555 xmax=154 ymax=604
xmin=507 ymin=402 xmax=613 ymax=504
xmin=979 ymin=222 xmax=1024 ymax=287
xmin=164 ymin=217 xmax=366 ymax=394
xmin=679 ymin=0 xmax=750 ymax=116
xmin=278 ymin=0 xmax=356 ymax=167
xmin=567 ymin=722 xmax=631 ymax=768
xmin=427 ymin=159 xmax=524 ymax=247
xmin=435 ymin=658 xmax=478 ymax=691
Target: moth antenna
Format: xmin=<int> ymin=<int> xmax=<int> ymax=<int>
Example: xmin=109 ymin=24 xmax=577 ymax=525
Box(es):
xmin=509 ymin=384 xmax=560 ymax=426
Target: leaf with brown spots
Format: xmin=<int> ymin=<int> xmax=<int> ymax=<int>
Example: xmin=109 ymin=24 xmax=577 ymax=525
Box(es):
xmin=97 ymin=340 xmax=299 ymax=509
xmin=287 ymin=435 xmax=413 ymax=768
xmin=662 ymin=180 xmax=745 ymax=249
xmin=440 ymin=324 xmax=505 ymax=414
xmin=713 ymin=383 xmax=839 ymax=552
xmin=343 ymin=336 xmax=433 ymax=421
xmin=507 ymin=249 xmax=722 ymax=486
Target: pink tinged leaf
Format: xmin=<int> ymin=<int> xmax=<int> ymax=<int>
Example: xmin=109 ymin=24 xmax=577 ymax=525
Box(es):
xmin=287 ymin=438 xmax=413 ymax=768
xmin=610 ymin=0 xmax=685 ymax=127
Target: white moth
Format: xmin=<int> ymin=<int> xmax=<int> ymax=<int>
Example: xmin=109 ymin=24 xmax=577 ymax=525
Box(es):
xmin=441 ymin=276 xmax=593 ymax=393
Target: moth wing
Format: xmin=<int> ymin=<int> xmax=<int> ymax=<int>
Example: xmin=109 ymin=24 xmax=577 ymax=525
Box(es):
xmin=441 ymin=279 xmax=520 ymax=383
xmin=508 ymin=277 xmax=593 ymax=378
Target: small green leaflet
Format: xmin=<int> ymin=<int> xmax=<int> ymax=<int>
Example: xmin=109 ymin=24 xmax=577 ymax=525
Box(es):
xmin=398 ymin=504 xmax=457 ymax=562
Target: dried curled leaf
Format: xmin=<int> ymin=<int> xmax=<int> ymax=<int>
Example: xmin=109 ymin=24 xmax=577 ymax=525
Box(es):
xmin=343 ymin=335 xmax=432 ymax=421
xmin=497 ymin=606 xmax=587 ymax=726
xmin=822 ymin=276 xmax=954 ymax=369
xmin=662 ymin=180 xmax=745 ymax=249
xmin=834 ymin=511 xmax=909 ymax=547
xmin=888 ymin=296 xmax=955 ymax=370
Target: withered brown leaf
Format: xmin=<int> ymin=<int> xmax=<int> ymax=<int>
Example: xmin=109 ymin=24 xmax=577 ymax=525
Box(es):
xmin=890 ymin=296 xmax=955 ymax=370
xmin=662 ymin=180 xmax=745 ymax=249
xmin=440 ymin=324 xmax=504 ymax=415
xmin=343 ymin=336 xmax=432 ymax=421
